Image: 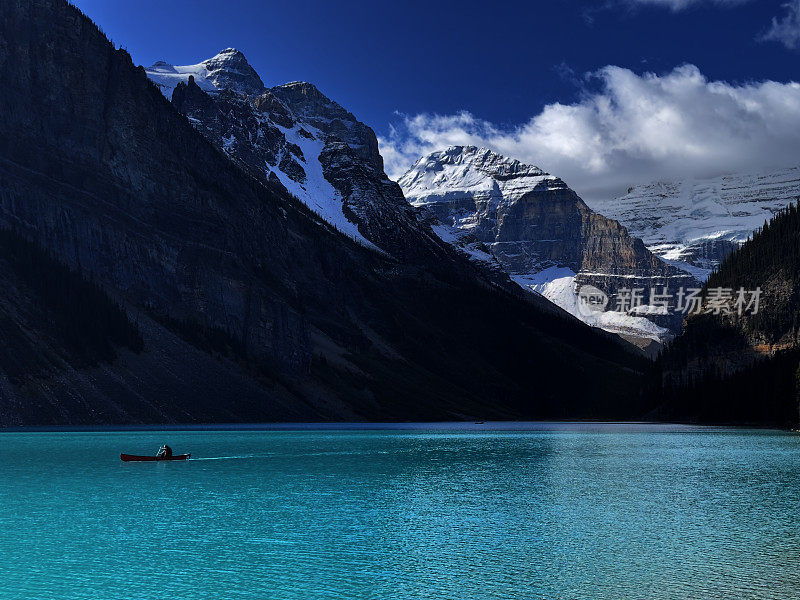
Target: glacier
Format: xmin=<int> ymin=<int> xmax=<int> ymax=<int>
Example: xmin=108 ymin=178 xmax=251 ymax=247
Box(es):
xmin=588 ymin=167 xmax=800 ymax=280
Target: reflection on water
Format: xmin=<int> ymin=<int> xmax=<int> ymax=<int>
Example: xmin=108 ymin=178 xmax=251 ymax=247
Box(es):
xmin=1 ymin=425 xmax=799 ymax=599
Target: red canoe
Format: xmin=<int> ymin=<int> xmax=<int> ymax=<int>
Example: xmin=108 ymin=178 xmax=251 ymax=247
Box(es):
xmin=120 ymin=453 xmax=191 ymax=462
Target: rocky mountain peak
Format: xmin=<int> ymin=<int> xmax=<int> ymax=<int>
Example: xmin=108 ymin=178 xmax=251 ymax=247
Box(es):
xmin=430 ymin=146 xmax=548 ymax=178
xmin=399 ymin=147 xmax=696 ymax=345
xmin=146 ymin=48 xmax=264 ymax=98
xmin=399 ymin=146 xmax=565 ymax=207
xmin=271 ymin=81 xmax=349 ymax=120
xmin=270 ymin=81 xmax=383 ymax=171
xmin=146 ymin=51 xmax=440 ymax=258
xmin=201 ymin=48 xmax=265 ymax=95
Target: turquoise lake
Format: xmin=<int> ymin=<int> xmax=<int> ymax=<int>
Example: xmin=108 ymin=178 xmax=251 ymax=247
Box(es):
xmin=1 ymin=423 xmax=800 ymax=599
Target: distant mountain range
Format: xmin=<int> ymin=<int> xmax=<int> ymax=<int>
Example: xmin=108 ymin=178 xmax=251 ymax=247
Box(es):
xmin=0 ymin=0 xmax=646 ymax=425
xmin=147 ymin=53 xmax=701 ymax=348
xmin=2 ymin=0 xmax=797 ymax=427
xmin=144 ymin=52 xmax=800 ymax=355
xmin=588 ymin=168 xmax=800 ymax=280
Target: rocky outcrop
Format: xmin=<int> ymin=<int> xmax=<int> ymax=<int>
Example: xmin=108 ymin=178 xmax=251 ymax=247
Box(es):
xmin=271 ymin=81 xmax=383 ymax=172
xmin=171 ymin=78 xmax=307 ymax=185
xmin=400 ymin=146 xmax=697 ymax=340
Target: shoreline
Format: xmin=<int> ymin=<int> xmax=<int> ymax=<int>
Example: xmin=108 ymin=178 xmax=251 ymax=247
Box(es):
xmin=0 ymin=420 xmax=794 ymax=433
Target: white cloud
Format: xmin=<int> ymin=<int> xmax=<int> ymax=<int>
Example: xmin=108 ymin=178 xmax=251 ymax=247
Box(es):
xmin=623 ymin=0 xmax=749 ymax=10
xmin=761 ymin=0 xmax=800 ymax=49
xmin=380 ymin=65 xmax=800 ymax=201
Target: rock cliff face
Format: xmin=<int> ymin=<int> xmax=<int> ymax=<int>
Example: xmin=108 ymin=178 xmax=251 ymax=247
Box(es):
xmin=0 ymin=0 xmax=647 ymax=424
xmin=148 ymin=54 xmax=444 ymax=262
xmin=400 ymin=147 xmax=696 ymax=341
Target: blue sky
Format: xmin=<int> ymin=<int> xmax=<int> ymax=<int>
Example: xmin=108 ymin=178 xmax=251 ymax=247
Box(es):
xmin=72 ymin=0 xmax=800 ymax=199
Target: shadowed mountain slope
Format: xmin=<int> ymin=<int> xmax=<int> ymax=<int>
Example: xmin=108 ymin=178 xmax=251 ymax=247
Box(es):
xmin=652 ymin=204 xmax=800 ymax=426
xmin=0 ymin=0 xmax=646 ymax=425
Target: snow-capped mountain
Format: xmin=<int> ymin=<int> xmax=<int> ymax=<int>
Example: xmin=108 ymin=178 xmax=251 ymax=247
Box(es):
xmin=400 ymin=146 xmax=697 ymax=343
xmin=147 ymin=48 xmax=266 ymax=97
xmin=587 ymin=167 xmax=800 ymax=280
xmin=146 ymin=50 xmax=444 ymax=260
xmin=0 ymin=0 xmax=651 ymax=424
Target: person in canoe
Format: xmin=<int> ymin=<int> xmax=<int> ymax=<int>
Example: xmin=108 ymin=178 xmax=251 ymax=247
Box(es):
xmin=156 ymin=444 xmax=173 ymax=458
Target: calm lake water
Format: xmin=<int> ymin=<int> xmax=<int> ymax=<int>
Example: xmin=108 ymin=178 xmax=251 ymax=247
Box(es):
xmin=1 ymin=423 xmax=800 ymax=599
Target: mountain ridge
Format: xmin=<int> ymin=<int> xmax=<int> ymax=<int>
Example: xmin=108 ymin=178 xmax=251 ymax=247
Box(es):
xmin=148 ymin=52 xmax=454 ymax=263
xmin=588 ymin=167 xmax=800 ymax=279
xmin=0 ymin=0 xmax=647 ymax=425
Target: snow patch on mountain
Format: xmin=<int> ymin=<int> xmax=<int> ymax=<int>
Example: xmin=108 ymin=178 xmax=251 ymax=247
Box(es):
xmin=274 ymin=124 xmax=378 ymax=249
xmin=430 ymin=224 xmax=496 ymax=265
xmin=401 ymin=146 xmax=564 ymax=210
xmin=147 ymin=60 xmax=218 ymax=97
xmin=588 ymin=167 xmax=800 ymax=279
xmin=147 ymin=49 xmax=265 ymax=98
xmin=512 ymin=268 xmax=669 ymax=342
xmin=146 ymin=51 xmax=379 ymax=250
